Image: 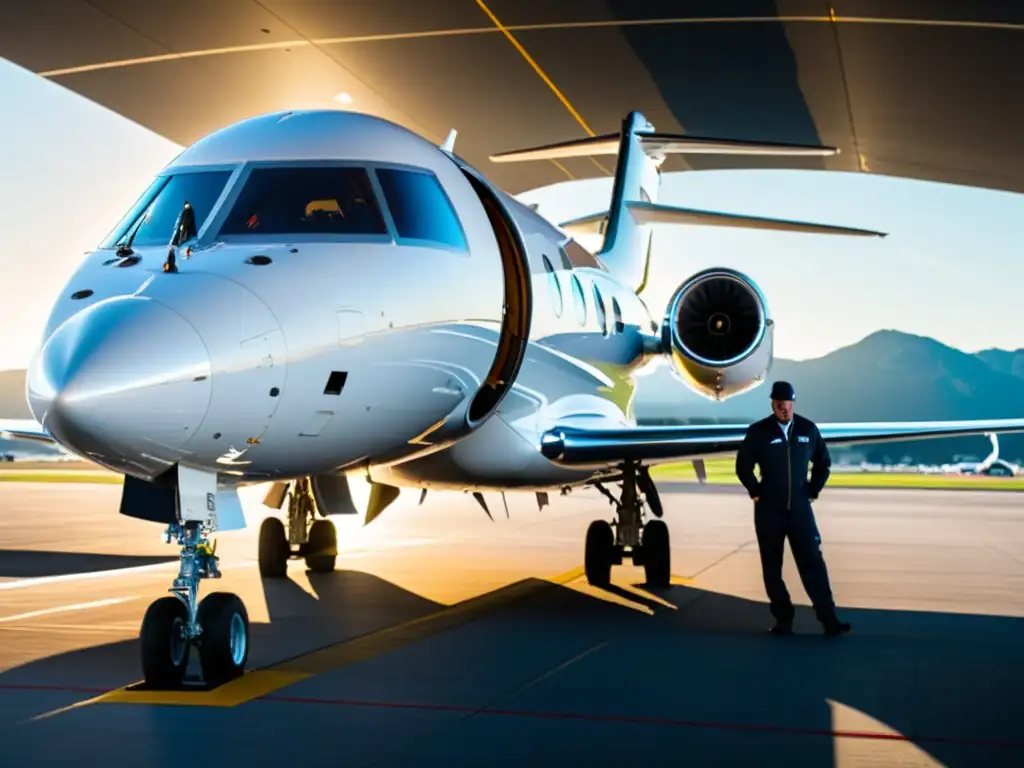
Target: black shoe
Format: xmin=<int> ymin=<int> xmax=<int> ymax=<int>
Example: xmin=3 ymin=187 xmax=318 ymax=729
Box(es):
xmin=822 ymin=618 xmax=851 ymax=637
xmin=769 ymin=621 xmax=793 ymax=636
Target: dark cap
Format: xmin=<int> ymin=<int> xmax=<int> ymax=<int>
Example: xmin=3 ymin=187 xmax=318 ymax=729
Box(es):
xmin=770 ymin=381 xmax=795 ymax=401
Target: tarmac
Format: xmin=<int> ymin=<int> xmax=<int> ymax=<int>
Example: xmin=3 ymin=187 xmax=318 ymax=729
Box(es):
xmin=0 ymin=479 xmax=1022 ymax=766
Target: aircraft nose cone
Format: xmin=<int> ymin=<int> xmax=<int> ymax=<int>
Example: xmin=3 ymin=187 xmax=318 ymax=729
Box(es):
xmin=28 ymin=297 xmax=212 ymax=477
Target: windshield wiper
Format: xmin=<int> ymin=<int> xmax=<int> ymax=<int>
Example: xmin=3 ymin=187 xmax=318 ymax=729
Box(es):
xmin=163 ymin=201 xmax=196 ymax=274
xmin=115 ymin=207 xmax=150 ymax=257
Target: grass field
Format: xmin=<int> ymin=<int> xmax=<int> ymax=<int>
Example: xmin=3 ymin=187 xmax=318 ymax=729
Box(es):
xmin=2 ymin=461 xmax=1022 ymax=490
xmin=0 ymin=471 xmax=122 ymax=484
xmin=649 ymin=458 xmax=1024 ymax=490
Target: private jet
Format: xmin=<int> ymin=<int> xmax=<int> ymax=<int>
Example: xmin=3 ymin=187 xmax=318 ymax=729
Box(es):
xmin=3 ymin=109 xmax=1024 ymax=689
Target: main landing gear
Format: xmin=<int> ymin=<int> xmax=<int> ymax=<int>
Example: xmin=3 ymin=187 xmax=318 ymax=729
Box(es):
xmin=585 ymin=460 xmax=670 ymax=588
xmin=140 ymin=521 xmax=249 ymax=688
xmin=258 ymin=477 xmax=337 ymax=578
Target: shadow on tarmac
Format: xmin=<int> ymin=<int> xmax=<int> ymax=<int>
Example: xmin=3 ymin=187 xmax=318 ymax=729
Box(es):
xmin=0 ymin=549 xmax=177 ymax=578
xmin=0 ymin=567 xmax=1020 ymax=767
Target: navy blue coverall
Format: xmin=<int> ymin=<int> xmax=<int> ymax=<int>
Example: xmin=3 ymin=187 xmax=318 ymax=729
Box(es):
xmin=734 ymin=414 xmax=839 ymax=625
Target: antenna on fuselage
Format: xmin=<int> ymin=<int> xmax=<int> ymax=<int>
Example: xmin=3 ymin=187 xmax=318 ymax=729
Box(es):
xmin=441 ymin=129 xmax=457 ymax=153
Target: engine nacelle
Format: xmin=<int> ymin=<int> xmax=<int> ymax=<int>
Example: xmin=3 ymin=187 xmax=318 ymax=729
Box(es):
xmin=662 ymin=268 xmax=774 ymax=401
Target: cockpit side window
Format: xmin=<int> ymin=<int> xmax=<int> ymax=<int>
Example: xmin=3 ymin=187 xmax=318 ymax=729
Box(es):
xmin=374 ymin=167 xmax=467 ymax=250
xmin=220 ymin=167 xmax=387 ymax=236
xmin=100 ymin=171 xmax=231 ymax=249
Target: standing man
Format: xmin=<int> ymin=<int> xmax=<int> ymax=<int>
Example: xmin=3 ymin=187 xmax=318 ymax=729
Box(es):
xmin=734 ymin=381 xmax=851 ymax=637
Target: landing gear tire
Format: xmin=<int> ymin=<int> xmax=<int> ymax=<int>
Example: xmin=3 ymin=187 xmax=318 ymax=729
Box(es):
xmin=587 ymin=460 xmax=670 ymax=589
xmin=585 ymin=520 xmax=614 ymax=588
xmin=140 ymin=596 xmax=190 ymax=688
xmin=196 ymin=592 xmax=249 ymax=686
xmin=642 ymin=519 xmax=671 ymax=588
xmin=258 ymin=517 xmax=289 ymax=578
xmin=304 ymin=518 xmax=337 ymax=573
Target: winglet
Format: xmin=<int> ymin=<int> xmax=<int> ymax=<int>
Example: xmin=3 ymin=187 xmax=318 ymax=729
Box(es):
xmin=441 ymin=129 xmax=457 ymax=153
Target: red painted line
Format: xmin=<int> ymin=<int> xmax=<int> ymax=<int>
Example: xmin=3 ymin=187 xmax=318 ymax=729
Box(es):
xmin=259 ymin=694 xmax=1024 ymax=750
xmin=3 ymin=683 xmax=1019 ymax=751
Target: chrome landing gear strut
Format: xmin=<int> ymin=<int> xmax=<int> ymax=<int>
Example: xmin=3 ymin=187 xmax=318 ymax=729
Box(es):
xmin=258 ymin=477 xmax=337 ymax=578
xmin=585 ymin=460 xmax=670 ymax=588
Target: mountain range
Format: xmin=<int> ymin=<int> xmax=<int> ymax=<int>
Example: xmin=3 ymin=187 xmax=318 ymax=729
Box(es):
xmin=3 ymin=330 xmax=1023 ymax=463
xmin=636 ymin=329 xmax=1024 ymax=464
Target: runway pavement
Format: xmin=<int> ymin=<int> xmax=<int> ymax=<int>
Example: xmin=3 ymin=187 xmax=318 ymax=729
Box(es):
xmin=0 ymin=480 xmax=1022 ymax=766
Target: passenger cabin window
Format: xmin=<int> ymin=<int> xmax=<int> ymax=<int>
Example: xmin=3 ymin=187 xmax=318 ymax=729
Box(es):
xmin=612 ymin=298 xmax=624 ymax=334
xmin=101 ymin=170 xmax=232 ymax=249
xmin=375 ymin=167 xmax=467 ymax=249
xmin=593 ymin=284 xmax=608 ymax=336
xmin=570 ymin=274 xmax=587 ymax=326
xmin=542 ymin=255 xmax=563 ymax=317
xmin=220 ymin=167 xmax=387 ymax=236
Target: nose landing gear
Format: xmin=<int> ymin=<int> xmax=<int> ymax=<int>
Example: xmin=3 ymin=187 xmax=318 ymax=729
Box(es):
xmin=585 ymin=461 xmax=671 ymax=588
xmin=140 ymin=521 xmax=249 ymax=688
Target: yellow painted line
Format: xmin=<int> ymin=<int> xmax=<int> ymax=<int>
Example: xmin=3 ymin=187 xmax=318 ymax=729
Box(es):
xmin=273 ymin=577 xmax=554 ymax=676
xmin=32 ymin=563 xmax=692 ymax=716
xmin=80 ymin=568 xmax=577 ymax=709
xmin=473 ymin=0 xmax=611 ymax=177
xmin=547 ymin=565 xmax=586 ymax=584
xmin=550 ymin=159 xmax=576 ymax=181
xmin=92 ymin=670 xmax=311 ymax=707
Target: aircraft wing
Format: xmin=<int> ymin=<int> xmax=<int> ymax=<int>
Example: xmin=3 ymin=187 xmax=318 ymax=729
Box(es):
xmin=0 ymin=418 xmax=56 ymax=445
xmin=539 ymin=418 xmax=1024 ymax=467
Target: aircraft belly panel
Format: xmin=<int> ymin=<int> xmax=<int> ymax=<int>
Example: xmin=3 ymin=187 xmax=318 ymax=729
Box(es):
xmin=372 ymin=407 xmax=590 ymax=491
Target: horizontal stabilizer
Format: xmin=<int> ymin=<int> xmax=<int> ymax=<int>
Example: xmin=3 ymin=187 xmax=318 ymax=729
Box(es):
xmin=490 ymin=131 xmax=837 ymax=164
xmin=558 ymin=202 xmax=886 ymax=239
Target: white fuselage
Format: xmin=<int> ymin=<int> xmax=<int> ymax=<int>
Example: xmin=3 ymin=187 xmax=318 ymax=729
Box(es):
xmin=26 ymin=110 xmax=659 ymax=492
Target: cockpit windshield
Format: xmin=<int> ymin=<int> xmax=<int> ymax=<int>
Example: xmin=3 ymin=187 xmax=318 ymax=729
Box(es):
xmin=99 ymin=170 xmax=232 ymax=250
xmin=219 ymin=167 xmax=387 ymax=236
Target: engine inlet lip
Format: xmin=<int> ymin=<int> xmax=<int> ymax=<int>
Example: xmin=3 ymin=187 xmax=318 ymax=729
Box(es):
xmin=666 ymin=269 xmax=768 ymax=368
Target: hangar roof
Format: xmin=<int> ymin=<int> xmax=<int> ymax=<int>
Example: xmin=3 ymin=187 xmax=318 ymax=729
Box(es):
xmin=2 ymin=1 xmax=1021 ymax=195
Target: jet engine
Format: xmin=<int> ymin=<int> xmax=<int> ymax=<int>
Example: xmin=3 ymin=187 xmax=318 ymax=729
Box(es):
xmin=662 ymin=268 xmax=774 ymax=401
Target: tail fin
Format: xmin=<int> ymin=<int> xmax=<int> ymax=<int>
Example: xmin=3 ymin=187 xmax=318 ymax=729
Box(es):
xmin=490 ymin=111 xmax=839 ymax=292
xmin=597 ymin=112 xmax=662 ymax=293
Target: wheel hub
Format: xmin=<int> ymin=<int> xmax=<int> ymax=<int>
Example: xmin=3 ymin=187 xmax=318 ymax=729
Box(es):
xmin=169 ymin=617 xmax=188 ymax=667
xmin=229 ymin=612 xmax=247 ymax=666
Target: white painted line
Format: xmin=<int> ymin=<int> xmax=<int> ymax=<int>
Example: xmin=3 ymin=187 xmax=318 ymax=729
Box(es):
xmin=0 ymin=536 xmax=441 ymax=591
xmin=0 ymin=596 xmax=137 ymax=623
xmin=0 ymin=560 xmax=182 ymax=591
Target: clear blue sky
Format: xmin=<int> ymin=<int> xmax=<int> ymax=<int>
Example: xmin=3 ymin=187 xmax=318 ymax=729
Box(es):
xmin=2 ymin=55 xmax=1024 ymax=371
